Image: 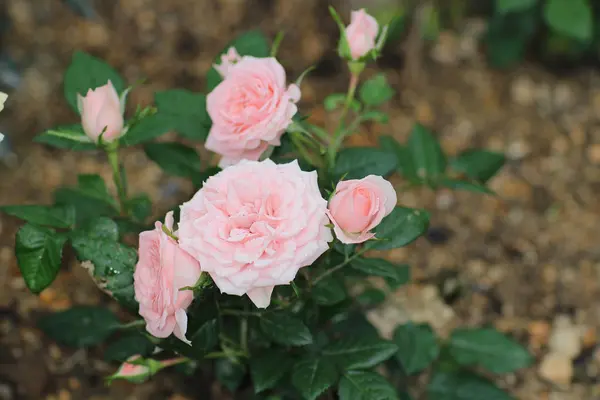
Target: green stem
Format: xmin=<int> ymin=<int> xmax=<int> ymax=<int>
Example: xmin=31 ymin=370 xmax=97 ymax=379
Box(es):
xmin=107 ymin=145 xmax=128 ymax=215
xmin=328 ymin=73 xmax=360 ymax=168
xmin=312 ymin=247 xmax=369 ymax=285
xmin=119 ymin=320 xmax=146 ymax=330
xmin=221 ymin=309 xmax=262 ymax=317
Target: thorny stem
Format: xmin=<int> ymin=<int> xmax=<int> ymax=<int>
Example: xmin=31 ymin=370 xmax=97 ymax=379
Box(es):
xmin=328 ymin=73 xmax=359 ymax=168
xmin=107 ymin=145 xmax=128 ymax=215
xmin=119 ymin=320 xmax=146 ymax=330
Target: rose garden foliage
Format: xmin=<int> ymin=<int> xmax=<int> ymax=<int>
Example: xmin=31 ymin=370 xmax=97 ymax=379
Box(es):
xmin=2 ymin=7 xmax=531 ymax=400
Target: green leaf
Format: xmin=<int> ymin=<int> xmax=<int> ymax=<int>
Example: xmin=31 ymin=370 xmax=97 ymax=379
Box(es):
xmin=206 ymin=31 xmax=271 ymax=91
xmin=34 ymin=124 xmax=96 ymax=151
xmin=154 ymin=90 xmax=211 ymax=140
xmin=38 ymin=306 xmax=120 ymax=347
xmin=15 ymin=224 xmax=67 ymax=294
xmin=356 ymin=288 xmax=387 ymax=307
xmin=440 ymin=179 xmax=494 ymax=195
xmin=378 ymin=135 xmax=419 ymax=183
xmin=1 ymin=204 xmax=75 ymax=228
xmin=63 ymin=51 xmax=125 ymax=113
xmin=367 ymin=207 xmax=429 ymax=250
xmin=333 ymin=147 xmax=398 ymax=180
xmin=260 ymin=312 xmax=313 ymax=346
xmin=359 ymin=74 xmax=395 ymax=107
xmin=104 ymin=332 xmax=155 ymax=362
xmin=324 ymin=93 xmax=361 ymax=112
xmin=54 ymin=174 xmax=119 ymax=224
xmin=126 ymin=194 xmax=152 ymax=223
xmin=338 ymin=371 xmax=398 ymax=400
xmin=216 ymin=358 xmax=247 ymax=392
xmin=427 ymin=371 xmax=513 ymax=400
xmin=71 ymin=218 xmax=137 ymax=310
xmin=350 ymin=257 xmax=410 ymax=287
xmin=323 ymin=336 xmax=398 ymax=370
xmin=448 ymin=328 xmax=532 ymax=374
xmin=251 ymin=350 xmax=294 ymax=393
xmin=450 ymin=149 xmax=505 ymax=183
xmin=190 ymin=318 xmax=219 ymax=352
xmin=121 ymin=113 xmax=175 ymax=146
xmin=420 ymin=4 xmax=440 ymax=41
xmin=496 ymin=0 xmax=537 ymax=14
xmin=313 ymin=275 xmax=347 ymax=305
xmin=485 ymin=10 xmax=537 ymax=69
xmin=143 ymin=142 xmax=202 ymax=180
xmin=544 ymin=0 xmax=592 ymax=42
xmin=393 ymin=323 xmax=440 ymax=375
xmin=291 ymin=356 xmax=338 ymax=400
xmin=408 ymin=124 xmax=446 ymax=183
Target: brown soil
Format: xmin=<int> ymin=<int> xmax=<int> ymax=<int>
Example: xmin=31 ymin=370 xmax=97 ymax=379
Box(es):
xmin=2 ymin=0 xmax=600 ymax=399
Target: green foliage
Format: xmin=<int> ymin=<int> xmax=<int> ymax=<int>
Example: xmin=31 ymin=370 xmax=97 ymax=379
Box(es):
xmin=322 ymin=336 xmax=398 ymax=370
xmin=338 ymin=371 xmax=398 ymax=400
xmin=427 ymin=371 xmax=513 ymax=400
xmin=448 ymin=328 xmax=533 ymax=374
xmin=544 ymin=0 xmax=592 ymax=42
xmin=144 ymin=142 xmax=202 ymax=180
xmin=497 ymin=0 xmax=538 ymax=14
xmin=367 ymin=207 xmax=430 ymax=250
xmin=359 ymin=74 xmax=395 ymax=107
xmin=154 ymin=89 xmax=211 ymax=140
xmin=408 ymin=124 xmax=447 ymax=183
xmin=15 ymin=224 xmax=67 ymax=293
xmin=54 ymin=174 xmax=119 ymax=224
xmin=393 ymin=323 xmax=440 ymax=375
xmin=38 ymin=306 xmax=120 ymax=347
xmin=260 ymin=312 xmax=313 ymax=346
xmin=291 ymin=356 xmax=338 ymax=400
xmin=216 ymin=358 xmax=247 ymax=392
xmin=350 ymin=257 xmax=410 ymax=288
xmin=104 ymin=333 xmax=155 ymax=362
xmin=1 ymin=204 xmax=75 ymax=228
xmin=34 ymin=124 xmax=96 ymax=151
xmin=333 ymin=147 xmax=398 ymax=180
xmin=251 ymin=350 xmax=294 ymax=393
xmin=63 ymin=51 xmax=126 ymax=113
xmin=312 ymin=275 xmax=347 ymax=306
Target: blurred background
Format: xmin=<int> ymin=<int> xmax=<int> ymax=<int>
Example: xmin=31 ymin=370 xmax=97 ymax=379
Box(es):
xmin=2 ymin=0 xmax=600 ymax=399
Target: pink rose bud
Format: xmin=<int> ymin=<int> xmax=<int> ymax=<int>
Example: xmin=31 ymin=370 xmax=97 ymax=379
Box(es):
xmin=77 ymin=80 xmax=124 ymax=143
xmin=345 ymin=9 xmax=380 ymax=60
xmin=206 ymin=57 xmax=300 ymax=168
xmin=214 ymin=47 xmax=242 ymax=78
xmin=134 ymin=211 xmax=202 ymax=345
xmin=178 ymin=159 xmax=332 ymax=308
xmin=327 ymin=175 xmax=397 ymax=244
xmin=107 ymin=355 xmax=186 ymax=383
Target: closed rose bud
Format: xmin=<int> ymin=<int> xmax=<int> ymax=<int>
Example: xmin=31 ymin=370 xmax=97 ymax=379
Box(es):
xmin=107 ymin=355 xmax=187 ymax=383
xmin=327 ymin=175 xmax=397 ymax=244
xmin=77 ymin=80 xmax=124 ymax=143
xmin=345 ymin=9 xmax=379 ymax=60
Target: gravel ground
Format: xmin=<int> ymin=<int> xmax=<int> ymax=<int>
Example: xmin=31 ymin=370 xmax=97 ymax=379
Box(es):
xmin=2 ymin=0 xmax=600 ymax=399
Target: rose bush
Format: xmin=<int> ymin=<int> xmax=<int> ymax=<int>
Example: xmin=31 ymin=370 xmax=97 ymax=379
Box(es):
xmin=3 ymin=6 xmax=530 ymax=400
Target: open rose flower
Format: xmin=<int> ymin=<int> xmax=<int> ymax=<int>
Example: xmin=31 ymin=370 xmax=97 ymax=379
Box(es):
xmin=214 ymin=47 xmax=242 ymax=77
xmin=178 ymin=159 xmax=332 ymax=308
xmin=206 ymin=57 xmax=300 ymax=168
xmin=134 ymin=212 xmax=202 ymax=344
xmin=345 ymin=9 xmax=379 ymax=60
xmin=327 ymin=175 xmax=397 ymax=244
xmin=77 ymin=80 xmax=125 ymax=143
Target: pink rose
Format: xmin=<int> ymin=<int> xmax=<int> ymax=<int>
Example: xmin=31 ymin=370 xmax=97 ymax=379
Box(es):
xmin=178 ymin=159 xmax=332 ymax=308
xmin=327 ymin=175 xmax=397 ymax=244
xmin=107 ymin=355 xmax=187 ymax=383
xmin=134 ymin=211 xmax=202 ymax=344
xmin=206 ymin=57 xmax=301 ymax=168
xmin=77 ymin=80 xmax=125 ymax=143
xmin=214 ymin=47 xmax=242 ymax=77
xmin=345 ymin=9 xmax=379 ymax=60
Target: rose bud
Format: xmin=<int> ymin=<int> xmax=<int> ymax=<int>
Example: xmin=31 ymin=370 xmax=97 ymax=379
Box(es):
xmin=77 ymin=80 xmax=125 ymax=143
xmin=328 ymin=175 xmax=397 ymax=244
xmin=345 ymin=9 xmax=380 ymax=60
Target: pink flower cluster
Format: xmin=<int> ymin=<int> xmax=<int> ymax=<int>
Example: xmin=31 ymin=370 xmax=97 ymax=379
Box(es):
xmin=131 ymin=9 xmax=397 ymax=344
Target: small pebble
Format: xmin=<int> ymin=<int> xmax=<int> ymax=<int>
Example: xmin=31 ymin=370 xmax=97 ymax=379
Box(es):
xmin=586 ymin=145 xmax=600 ymax=165
xmin=539 ymin=353 xmax=573 ymax=386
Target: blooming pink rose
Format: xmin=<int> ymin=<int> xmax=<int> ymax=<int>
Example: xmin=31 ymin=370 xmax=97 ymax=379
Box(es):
xmin=345 ymin=9 xmax=379 ymax=60
xmin=206 ymin=57 xmax=301 ymax=168
xmin=327 ymin=175 xmax=397 ymax=244
xmin=77 ymin=80 xmax=125 ymax=143
xmin=214 ymin=47 xmax=242 ymax=77
xmin=178 ymin=159 xmax=332 ymax=308
xmin=134 ymin=211 xmax=202 ymax=344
